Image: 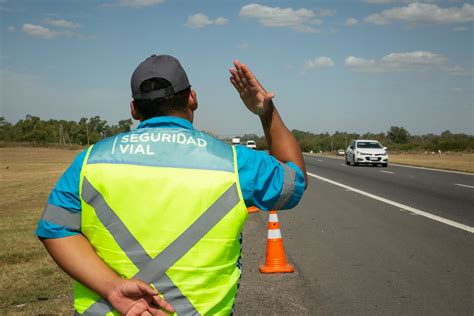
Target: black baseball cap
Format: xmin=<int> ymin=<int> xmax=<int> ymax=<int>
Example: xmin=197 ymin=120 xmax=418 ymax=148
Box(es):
xmin=131 ymin=54 xmax=191 ymax=100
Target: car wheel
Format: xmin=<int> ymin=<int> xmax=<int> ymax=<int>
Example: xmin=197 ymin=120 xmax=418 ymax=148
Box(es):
xmin=382 ymin=163 xmax=388 ymax=167
xmin=345 ymin=157 xmax=350 ymax=165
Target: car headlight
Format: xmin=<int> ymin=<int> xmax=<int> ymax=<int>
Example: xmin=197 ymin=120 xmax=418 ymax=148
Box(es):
xmin=383 ymin=151 xmax=387 ymax=155
xmin=356 ymin=151 xmax=363 ymax=155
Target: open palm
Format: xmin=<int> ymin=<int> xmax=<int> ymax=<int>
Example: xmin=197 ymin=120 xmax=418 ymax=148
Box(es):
xmin=230 ymin=60 xmax=274 ymax=116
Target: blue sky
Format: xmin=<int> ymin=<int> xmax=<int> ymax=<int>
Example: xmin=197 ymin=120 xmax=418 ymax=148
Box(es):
xmin=1 ymin=0 xmax=473 ymax=136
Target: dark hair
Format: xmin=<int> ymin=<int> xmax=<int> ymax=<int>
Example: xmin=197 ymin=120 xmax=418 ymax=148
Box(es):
xmin=133 ymin=78 xmax=191 ymax=120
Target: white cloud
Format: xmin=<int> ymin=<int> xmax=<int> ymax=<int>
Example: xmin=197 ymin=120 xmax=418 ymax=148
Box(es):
xmin=7 ymin=26 xmax=15 ymax=32
xmin=303 ymin=57 xmax=335 ymax=72
xmin=43 ymin=18 xmax=80 ymax=29
xmin=239 ymin=3 xmax=323 ymax=33
xmin=22 ymin=23 xmax=94 ymax=40
xmin=453 ymin=26 xmax=469 ymax=31
xmin=119 ymin=0 xmax=165 ymax=7
xmin=345 ymin=51 xmax=449 ymax=73
xmin=346 ymin=17 xmax=359 ymax=26
xmin=185 ymin=13 xmax=228 ymax=29
xmin=22 ymin=24 xmax=58 ymax=39
xmin=365 ymin=3 xmax=474 ymax=25
xmin=214 ymin=17 xmax=228 ymax=25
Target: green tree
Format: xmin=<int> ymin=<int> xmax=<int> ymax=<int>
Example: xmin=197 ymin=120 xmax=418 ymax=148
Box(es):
xmin=387 ymin=126 xmax=410 ymax=144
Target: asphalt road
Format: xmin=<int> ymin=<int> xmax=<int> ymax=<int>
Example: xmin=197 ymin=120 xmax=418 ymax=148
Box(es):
xmin=234 ymin=155 xmax=473 ymax=315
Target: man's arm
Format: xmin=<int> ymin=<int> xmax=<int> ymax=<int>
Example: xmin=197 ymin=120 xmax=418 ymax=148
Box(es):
xmin=41 ymin=235 xmax=174 ymax=316
xmin=229 ymin=60 xmax=308 ymax=187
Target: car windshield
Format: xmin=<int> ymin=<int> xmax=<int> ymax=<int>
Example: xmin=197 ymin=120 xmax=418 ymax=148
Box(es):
xmin=247 ymin=141 xmax=255 ymax=145
xmin=357 ymin=142 xmax=382 ymax=149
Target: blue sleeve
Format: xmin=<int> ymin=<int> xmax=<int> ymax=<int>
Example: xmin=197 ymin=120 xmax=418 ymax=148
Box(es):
xmin=35 ymin=149 xmax=87 ymax=238
xmin=235 ymin=145 xmax=305 ymax=211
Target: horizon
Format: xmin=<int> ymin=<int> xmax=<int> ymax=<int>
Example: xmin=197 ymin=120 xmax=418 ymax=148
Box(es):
xmin=2 ymin=114 xmax=472 ymax=139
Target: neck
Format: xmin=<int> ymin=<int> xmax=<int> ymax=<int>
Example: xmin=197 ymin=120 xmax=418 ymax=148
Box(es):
xmin=140 ymin=112 xmax=192 ymax=123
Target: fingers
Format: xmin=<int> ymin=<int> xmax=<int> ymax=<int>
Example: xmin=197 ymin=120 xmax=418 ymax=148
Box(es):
xmin=134 ymin=280 xmax=175 ymax=314
xmin=229 ymin=67 xmax=244 ymax=92
xmin=234 ymin=60 xmax=250 ymax=87
xmin=230 ymin=77 xmax=241 ymax=93
xmin=147 ymin=306 xmax=173 ymax=316
xmin=135 ymin=280 xmax=158 ymax=297
xmin=151 ymin=295 xmax=175 ymax=313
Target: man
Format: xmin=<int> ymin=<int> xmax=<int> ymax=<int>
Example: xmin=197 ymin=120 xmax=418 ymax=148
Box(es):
xmin=37 ymin=55 xmax=307 ymax=315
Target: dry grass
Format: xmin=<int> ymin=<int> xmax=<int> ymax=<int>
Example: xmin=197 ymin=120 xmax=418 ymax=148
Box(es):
xmin=0 ymin=147 xmax=81 ymax=315
xmin=388 ymin=152 xmax=474 ymax=173
xmin=316 ymin=151 xmax=474 ymax=173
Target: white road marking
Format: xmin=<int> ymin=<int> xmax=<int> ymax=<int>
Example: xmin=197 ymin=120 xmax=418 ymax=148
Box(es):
xmin=317 ymin=159 xmax=324 ymax=162
xmin=380 ymin=170 xmax=394 ymax=174
xmin=304 ymin=153 xmax=473 ymax=176
xmin=389 ymin=163 xmax=473 ymax=176
xmin=455 ymin=183 xmax=474 ymax=189
xmin=307 ymin=172 xmax=474 ymax=233
xmin=341 ymin=164 xmax=347 ymax=166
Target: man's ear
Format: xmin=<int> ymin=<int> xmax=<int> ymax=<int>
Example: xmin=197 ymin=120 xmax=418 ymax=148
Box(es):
xmin=130 ymin=100 xmax=141 ymax=120
xmin=188 ymin=90 xmax=198 ymax=112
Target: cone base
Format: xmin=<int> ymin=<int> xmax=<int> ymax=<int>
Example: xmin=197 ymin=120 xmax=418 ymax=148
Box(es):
xmin=259 ymin=264 xmax=294 ymax=274
xmin=247 ymin=206 xmax=260 ymax=213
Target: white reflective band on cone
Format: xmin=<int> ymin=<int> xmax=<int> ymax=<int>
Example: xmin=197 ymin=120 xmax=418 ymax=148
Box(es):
xmin=269 ymin=214 xmax=279 ymax=222
xmin=268 ymin=229 xmax=282 ymax=239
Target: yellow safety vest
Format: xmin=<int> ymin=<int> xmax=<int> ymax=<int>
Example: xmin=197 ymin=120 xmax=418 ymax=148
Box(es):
xmin=74 ymin=127 xmax=248 ymax=315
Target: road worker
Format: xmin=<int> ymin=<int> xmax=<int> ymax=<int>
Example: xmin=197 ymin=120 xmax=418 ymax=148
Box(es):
xmin=36 ymin=54 xmax=307 ymax=315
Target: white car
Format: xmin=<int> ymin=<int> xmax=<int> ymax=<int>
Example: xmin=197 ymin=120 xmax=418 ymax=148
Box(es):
xmin=345 ymin=140 xmax=388 ymax=167
xmin=246 ymin=140 xmax=257 ymax=149
xmin=231 ymin=138 xmax=241 ymax=145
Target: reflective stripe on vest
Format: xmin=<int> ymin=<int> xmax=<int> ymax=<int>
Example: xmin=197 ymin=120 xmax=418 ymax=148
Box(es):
xmin=77 ymin=177 xmax=240 ymax=315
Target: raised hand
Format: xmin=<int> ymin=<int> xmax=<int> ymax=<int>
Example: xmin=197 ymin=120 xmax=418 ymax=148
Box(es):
xmin=106 ymin=278 xmax=175 ymax=316
xmin=229 ymin=60 xmax=275 ymax=116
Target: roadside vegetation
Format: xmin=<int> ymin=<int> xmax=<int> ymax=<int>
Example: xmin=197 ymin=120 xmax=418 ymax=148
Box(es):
xmin=235 ymin=126 xmax=474 ymax=153
xmin=2 ymin=116 xmax=473 ymax=154
xmin=0 ymin=115 xmax=132 ymax=146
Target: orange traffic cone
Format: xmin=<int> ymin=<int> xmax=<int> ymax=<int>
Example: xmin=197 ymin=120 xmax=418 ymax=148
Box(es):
xmin=259 ymin=211 xmax=294 ymax=274
xmin=247 ymin=206 xmax=260 ymax=213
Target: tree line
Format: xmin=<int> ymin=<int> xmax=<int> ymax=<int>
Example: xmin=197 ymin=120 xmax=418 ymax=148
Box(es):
xmin=233 ymin=126 xmax=474 ymax=152
xmin=0 ymin=115 xmax=133 ymax=146
xmin=1 ymin=116 xmax=472 ymax=152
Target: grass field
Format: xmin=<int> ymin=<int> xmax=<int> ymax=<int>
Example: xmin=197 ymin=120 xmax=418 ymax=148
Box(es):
xmin=388 ymin=152 xmax=474 ymax=173
xmin=0 ymin=147 xmax=472 ymax=314
xmin=0 ymin=147 xmax=80 ymax=314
